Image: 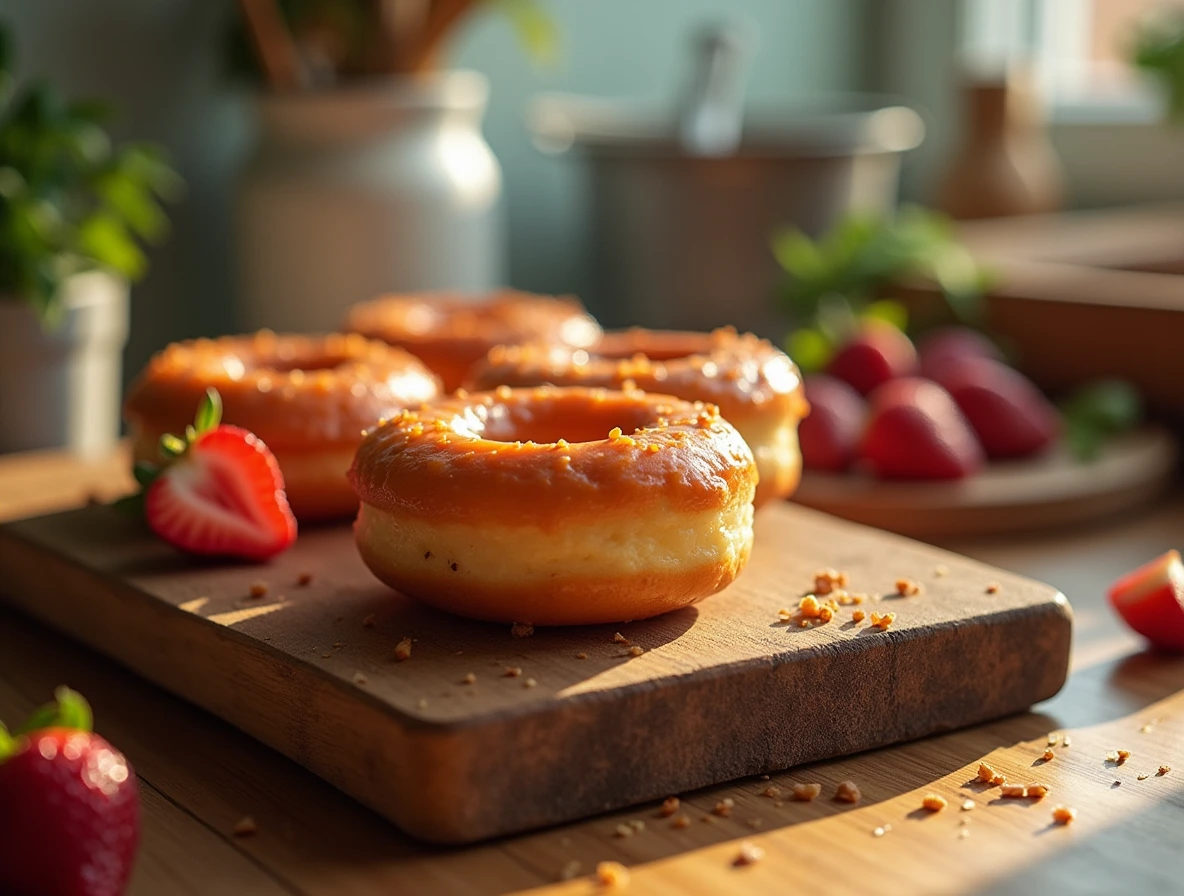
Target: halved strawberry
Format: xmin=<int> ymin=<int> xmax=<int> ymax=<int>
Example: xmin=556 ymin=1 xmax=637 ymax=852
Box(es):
xmin=1107 ymin=550 xmax=1184 ymax=652
xmin=137 ymin=389 xmax=296 ymax=561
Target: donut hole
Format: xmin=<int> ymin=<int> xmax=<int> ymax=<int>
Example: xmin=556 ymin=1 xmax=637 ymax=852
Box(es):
xmin=481 ymin=398 xmax=658 ymax=445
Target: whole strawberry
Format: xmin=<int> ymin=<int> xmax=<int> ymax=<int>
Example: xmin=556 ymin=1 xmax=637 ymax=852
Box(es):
xmin=134 ymin=388 xmax=297 ymax=561
xmin=0 ymin=689 xmax=139 ymax=896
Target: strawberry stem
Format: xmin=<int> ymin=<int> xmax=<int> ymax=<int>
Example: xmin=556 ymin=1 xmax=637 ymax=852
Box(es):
xmin=14 ymin=687 xmax=93 ymax=737
xmin=194 ymin=387 xmax=223 ymax=434
xmin=0 ymin=722 xmax=16 ymax=763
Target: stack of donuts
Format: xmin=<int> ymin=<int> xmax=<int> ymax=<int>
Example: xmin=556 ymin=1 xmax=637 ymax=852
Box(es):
xmin=125 ymin=291 xmax=807 ymax=625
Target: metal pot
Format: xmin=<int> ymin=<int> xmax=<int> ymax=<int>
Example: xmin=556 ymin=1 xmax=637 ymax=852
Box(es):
xmin=529 ymin=95 xmax=924 ymax=338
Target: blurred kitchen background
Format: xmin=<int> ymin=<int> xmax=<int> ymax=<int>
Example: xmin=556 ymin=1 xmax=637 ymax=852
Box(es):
xmin=5 ymin=0 xmax=1184 ymax=456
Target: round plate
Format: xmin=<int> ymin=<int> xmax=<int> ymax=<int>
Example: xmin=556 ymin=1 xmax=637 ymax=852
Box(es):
xmin=791 ymin=426 xmax=1178 ymax=539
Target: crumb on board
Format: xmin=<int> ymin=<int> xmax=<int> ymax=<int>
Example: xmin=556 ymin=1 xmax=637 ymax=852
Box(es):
xmin=895 ymin=577 xmax=921 ymax=597
xmin=462 ymin=673 xmax=477 ymax=685
xmin=1137 ymin=773 xmax=1149 ymax=781
xmin=353 ymin=672 xmax=367 ymax=685
xmin=992 ymin=773 xmax=1006 ymax=786
xmin=321 ymin=653 xmax=331 ymax=659
xmin=813 ymin=568 xmax=848 ymax=595
xmin=233 ymin=816 xmax=257 ymax=837
xmin=248 ymin=581 xmax=268 ymax=599
xmin=870 ymin=612 xmax=896 ymax=631
xmin=732 ymin=841 xmax=764 ymax=867
xmin=560 ymin=860 xmax=582 ymax=881
xmin=362 ymin=614 xmax=376 ymax=627
xmin=511 ymin=623 xmax=535 ymax=638
xmin=576 ymin=652 xmax=588 ymax=659
xmin=659 ymin=797 xmax=680 ymax=817
xmin=524 ymin=678 xmax=538 ymax=688
xmin=1026 ymin=783 xmax=1049 ymax=799
xmin=596 ymin=861 xmax=629 ymax=887
xmin=872 ymin=824 xmax=892 ymax=837
xmin=671 ymin=814 xmax=691 ymax=829
xmin=714 ymin=798 xmax=735 ymax=818
xmin=1117 ymin=749 xmax=1131 ymax=764
xmin=296 ymin=572 xmax=312 ymax=586
xmin=935 ymin=565 xmax=949 ymax=577
xmin=773 ymin=800 xmax=784 ymax=808
xmin=747 ymin=818 xmax=763 ymax=829
xmin=961 ymin=799 xmax=975 ymax=811
xmin=613 ymin=823 xmax=634 ymax=838
xmin=799 ymin=595 xmax=821 ymax=618
xmin=503 ymin=666 xmax=522 ymax=678
xmin=798 ymin=619 xmax=809 ymax=628
xmin=1052 ymin=805 xmax=1076 ymax=825
xmin=628 ymin=646 xmax=644 ymax=657
xmin=835 ymin=781 xmax=861 ymax=804
xmin=394 ymin=637 xmax=413 ymax=662
xmin=761 ymin=785 xmax=781 ymax=799
xmin=777 ymin=607 xmax=794 ymax=621
xmin=1063 ymin=735 xmax=1072 ymax=747
xmin=1001 ymin=784 xmax=1026 ymax=798
xmin=922 ymin=794 xmax=948 ymax=812
xmin=416 ymin=697 xmax=428 ymax=709
xmin=792 ymin=782 xmax=822 ymax=801
xmin=818 ymin=606 xmax=834 ymax=623
xmin=852 ymin=610 xmax=866 ymax=623
xmin=958 ymin=828 xmax=971 ymax=839
xmin=1047 ymin=732 xmax=1059 ymax=747
xmin=1158 ymin=765 xmax=1172 ymax=776
xmin=628 ymin=819 xmax=645 ymax=832
xmin=1043 ymin=749 xmax=1056 ymax=762
xmin=986 ymin=582 xmax=1000 ymax=594
xmin=612 ymin=632 xmax=630 ymax=644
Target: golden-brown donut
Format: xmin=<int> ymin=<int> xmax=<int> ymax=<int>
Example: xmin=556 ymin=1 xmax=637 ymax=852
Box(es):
xmin=345 ymin=290 xmax=601 ymax=392
xmin=124 ymin=331 xmax=440 ymax=521
xmin=468 ymin=328 xmax=807 ymax=508
xmin=348 ymin=386 xmax=757 ymax=625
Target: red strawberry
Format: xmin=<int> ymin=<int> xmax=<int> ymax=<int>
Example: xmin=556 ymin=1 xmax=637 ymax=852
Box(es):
xmin=1108 ymin=550 xmax=1184 ymax=652
xmin=799 ymin=374 xmax=866 ymax=472
xmin=0 ymin=689 xmax=139 ymax=896
xmin=137 ymin=388 xmax=296 ymax=561
xmin=860 ymin=378 xmax=985 ymax=480
xmin=935 ymin=357 xmax=1059 ymax=459
xmin=918 ymin=326 xmax=1002 ymax=381
xmin=827 ymin=321 xmax=919 ymax=396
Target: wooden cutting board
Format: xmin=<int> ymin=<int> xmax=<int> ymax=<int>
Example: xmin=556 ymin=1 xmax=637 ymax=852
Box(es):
xmin=0 ymin=502 xmax=1071 ymax=845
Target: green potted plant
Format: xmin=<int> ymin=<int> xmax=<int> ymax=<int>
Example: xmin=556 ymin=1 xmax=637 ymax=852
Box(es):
xmin=0 ymin=24 xmax=180 ymax=457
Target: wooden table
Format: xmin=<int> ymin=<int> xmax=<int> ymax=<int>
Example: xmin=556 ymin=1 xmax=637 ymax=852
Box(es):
xmin=1 ymin=449 xmax=1182 ymax=895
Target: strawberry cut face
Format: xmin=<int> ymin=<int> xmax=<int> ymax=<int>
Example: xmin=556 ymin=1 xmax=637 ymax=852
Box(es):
xmin=1107 ymin=550 xmax=1184 ymax=652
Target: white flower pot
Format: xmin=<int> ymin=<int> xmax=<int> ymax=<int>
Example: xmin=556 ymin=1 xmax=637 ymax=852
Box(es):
xmin=236 ymin=71 xmax=505 ymax=334
xmin=0 ymin=271 xmax=129 ymax=458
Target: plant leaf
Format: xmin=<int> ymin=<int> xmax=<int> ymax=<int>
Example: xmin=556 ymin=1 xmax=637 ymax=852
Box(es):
xmin=861 ymin=299 xmax=909 ymax=331
xmin=77 ymin=212 xmax=146 ymax=279
xmin=194 ymin=387 xmax=223 ymax=434
xmin=496 ymin=0 xmax=560 ymax=66
xmin=14 ymin=687 xmax=93 ymax=736
xmin=0 ymin=722 xmax=17 ymax=763
xmin=786 ymin=327 xmax=834 ymax=374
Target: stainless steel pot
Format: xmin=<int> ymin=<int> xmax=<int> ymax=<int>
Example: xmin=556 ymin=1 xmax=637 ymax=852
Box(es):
xmin=529 ymin=95 xmax=924 ymax=338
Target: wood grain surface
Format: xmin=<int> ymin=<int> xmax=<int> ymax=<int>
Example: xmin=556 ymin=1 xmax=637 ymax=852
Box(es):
xmin=792 ymin=427 xmax=1177 ymax=539
xmin=0 ymin=498 xmax=1070 ymax=844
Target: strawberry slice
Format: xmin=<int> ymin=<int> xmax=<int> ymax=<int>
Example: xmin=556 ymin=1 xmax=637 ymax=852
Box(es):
xmin=0 ymin=688 xmax=139 ymax=896
xmin=1107 ymin=550 xmax=1184 ymax=652
xmin=137 ymin=389 xmax=296 ymax=561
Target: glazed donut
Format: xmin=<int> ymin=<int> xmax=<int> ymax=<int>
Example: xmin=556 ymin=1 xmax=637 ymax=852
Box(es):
xmin=348 ymin=386 xmax=757 ymax=625
xmin=345 ymin=290 xmax=601 ymax=392
xmin=125 ymin=331 xmax=440 ymax=521
xmin=468 ymin=328 xmax=807 ymax=508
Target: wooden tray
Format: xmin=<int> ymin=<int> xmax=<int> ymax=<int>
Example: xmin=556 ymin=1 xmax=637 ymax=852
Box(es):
xmin=793 ymin=427 xmax=1177 ymax=540
xmin=0 ymin=502 xmax=1071 ymax=844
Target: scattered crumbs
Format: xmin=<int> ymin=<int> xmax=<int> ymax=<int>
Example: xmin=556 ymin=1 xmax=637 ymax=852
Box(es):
xmin=671 ymin=814 xmax=691 ymax=829
xmin=1137 ymin=773 xmax=1150 ymax=781
xmin=1158 ymin=765 xmax=1172 ymax=776
xmin=1105 ymin=750 xmax=1118 ymax=762
xmin=1063 ymin=735 xmax=1072 ymax=748
xmin=248 ymin=581 xmax=268 ymax=599
xmin=659 ymin=797 xmax=680 ymax=817
xmin=362 ymin=614 xmax=376 ymax=628
xmin=511 ymin=623 xmax=535 ymax=639
xmin=761 ymin=785 xmax=782 ymax=799
xmin=895 ymin=577 xmax=921 ymax=597
xmin=992 ymin=774 xmax=1006 ymax=786
xmin=1114 ymin=780 xmax=1122 ymax=787
xmin=524 ymin=678 xmax=538 ymax=688
xmin=450 ymin=562 xmax=459 ymax=572
xmin=296 ymin=572 xmax=313 ymax=586
xmin=628 ymin=645 xmax=644 ymax=657
xmin=961 ymin=799 xmax=975 ymax=811
xmin=1052 ymin=805 xmax=1076 ymax=825
xmin=813 ymin=568 xmax=848 ymax=595
xmin=852 ymin=609 xmax=866 ymax=623
xmin=628 ymin=819 xmax=646 ymax=832
xmin=613 ymin=823 xmax=634 ymax=839
xmin=818 ymin=606 xmax=834 ymax=623
xmin=1140 ymin=719 xmax=1159 ymax=734
xmin=985 ymin=582 xmax=1000 ymax=594
xmin=713 ymin=798 xmax=735 ymax=818
xmin=1117 ymin=749 xmax=1132 ymax=765
xmin=596 ymin=861 xmax=629 ymax=888
xmin=1001 ymin=784 xmax=1026 ymax=798
xmin=958 ymin=827 xmax=971 ymax=839
xmin=835 ymin=781 xmax=861 ymax=804
xmin=1043 ymin=749 xmax=1056 ymax=762
xmin=773 ymin=800 xmax=784 ymax=808
xmin=799 ymin=595 xmax=821 ymax=618
xmin=394 ymin=637 xmax=413 ymax=662
xmin=353 ymin=672 xmax=368 ymax=685
xmin=760 ymin=774 xmax=771 ymax=781
xmin=934 ymin=565 xmax=949 ymax=577
xmin=701 ymin=814 xmax=715 ymax=824
xmin=792 ymin=782 xmax=822 ymax=801
xmin=462 ymin=673 xmax=477 ymax=685
xmin=503 ymin=666 xmax=522 ymax=678
xmin=576 ymin=652 xmax=588 ymax=660
xmin=921 ymin=794 xmax=948 ymax=812
xmin=798 ymin=620 xmax=809 ymax=628
xmin=1047 ymin=732 xmax=1059 ymax=747
xmin=869 ymin=612 xmax=896 ymax=631
xmin=1027 ymin=783 xmax=1049 ymax=799
xmin=732 ymin=841 xmax=764 ymax=867
xmin=320 ymin=653 xmax=332 ymax=659
xmin=977 ymin=762 xmax=999 ymax=784
xmin=746 ymin=818 xmax=763 ymax=829
xmin=416 ymin=697 xmax=428 ymax=709
xmin=560 ymin=860 xmax=582 ymax=881
xmin=612 ymin=632 xmax=630 ymax=644
xmin=233 ymin=816 xmax=258 ymax=837
xmin=776 ymin=607 xmax=794 ymax=622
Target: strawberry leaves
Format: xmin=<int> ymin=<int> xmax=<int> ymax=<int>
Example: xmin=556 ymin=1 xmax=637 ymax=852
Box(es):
xmin=0 ymin=688 xmax=92 ymax=765
xmin=1061 ymin=380 xmax=1142 ymax=461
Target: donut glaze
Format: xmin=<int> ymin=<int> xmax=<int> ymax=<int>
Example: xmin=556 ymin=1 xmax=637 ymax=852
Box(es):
xmin=468 ymin=328 xmax=807 ymax=507
xmin=346 ymin=290 xmax=602 ymax=392
xmin=125 ymin=331 xmax=440 ymax=520
xmin=349 ymin=386 xmax=758 ymax=625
